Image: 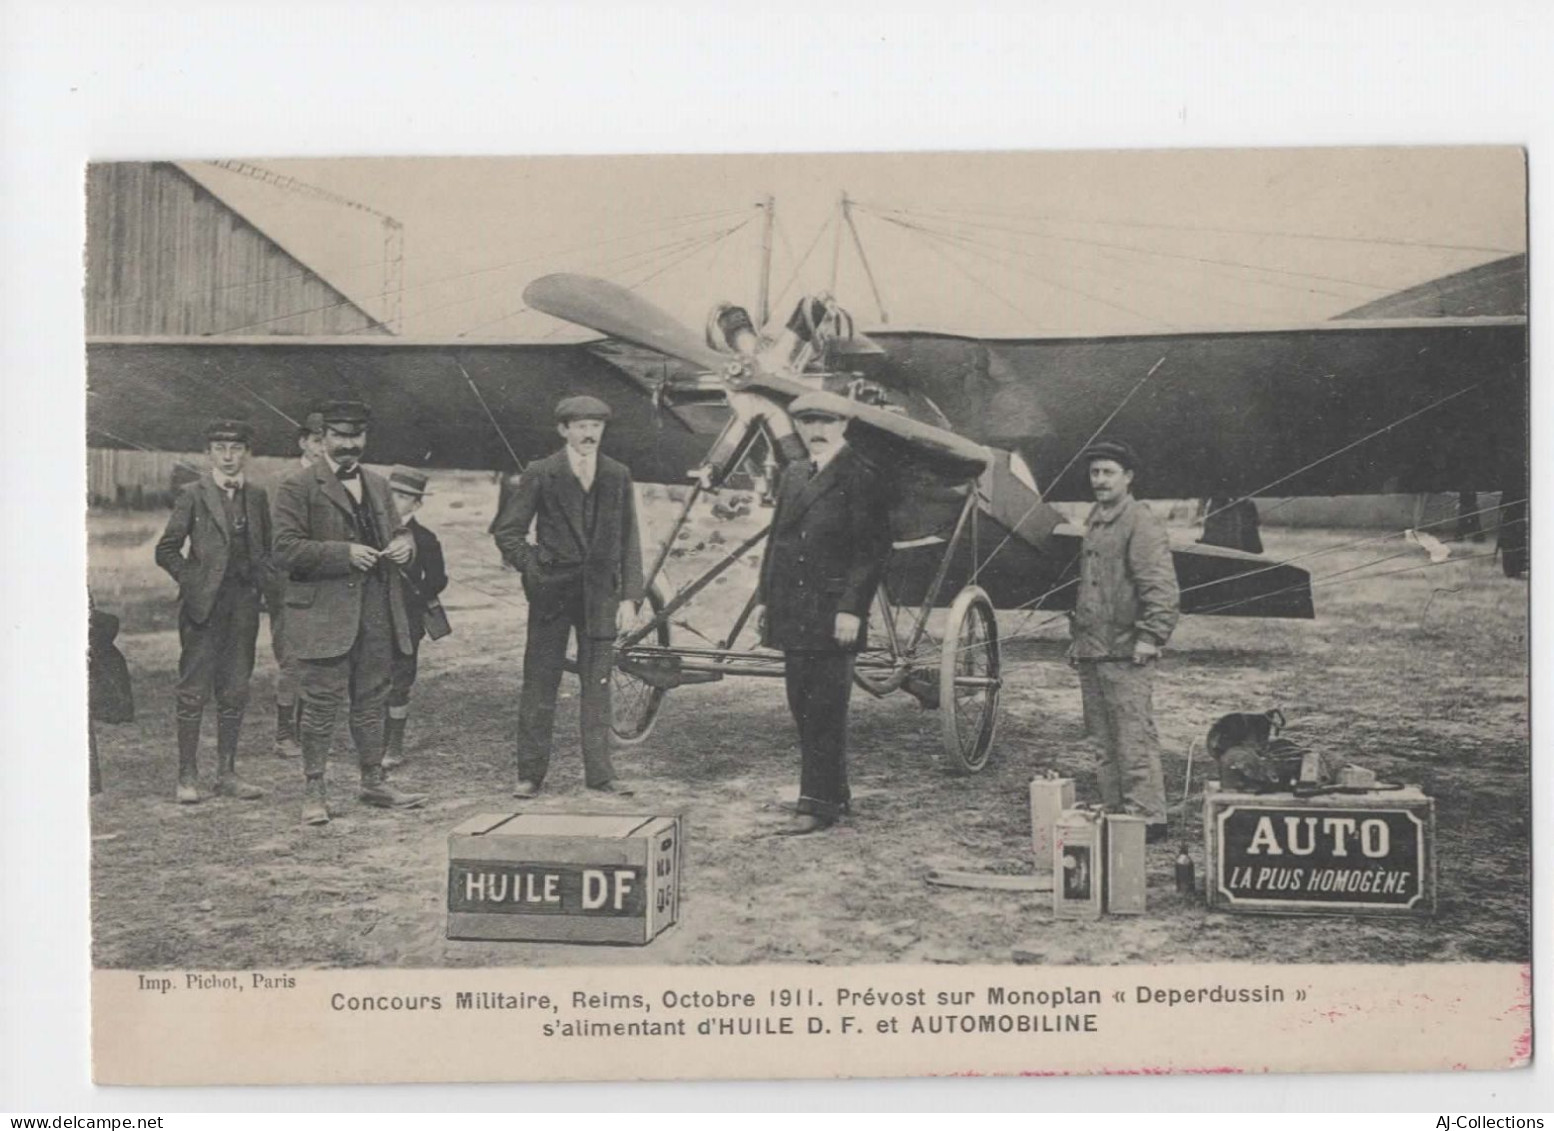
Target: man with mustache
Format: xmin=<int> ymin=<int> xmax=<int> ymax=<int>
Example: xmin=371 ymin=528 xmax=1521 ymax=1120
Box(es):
xmin=758 ymin=394 xmax=893 ymax=836
xmin=1069 ymin=438 xmax=1179 ymax=843
xmin=272 ymin=400 xmax=429 ymax=826
xmin=493 ymin=395 xmax=643 ymax=798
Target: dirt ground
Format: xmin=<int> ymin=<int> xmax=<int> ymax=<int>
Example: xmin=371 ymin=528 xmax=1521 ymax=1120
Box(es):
xmin=89 ymin=471 xmax=1530 ymax=969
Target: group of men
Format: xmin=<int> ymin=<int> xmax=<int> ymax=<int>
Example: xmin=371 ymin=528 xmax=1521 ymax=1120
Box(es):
xmin=156 ymin=388 xmax=1181 ymax=842
xmin=155 ymin=401 xmax=447 ymax=825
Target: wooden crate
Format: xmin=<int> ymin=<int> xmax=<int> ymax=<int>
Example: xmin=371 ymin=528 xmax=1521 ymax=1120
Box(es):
xmin=1204 ymin=784 xmax=1436 ymax=916
xmin=447 ymin=812 xmax=682 ymax=944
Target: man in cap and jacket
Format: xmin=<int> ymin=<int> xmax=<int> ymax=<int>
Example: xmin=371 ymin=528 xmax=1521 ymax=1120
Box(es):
xmin=381 ymin=465 xmax=448 ymax=770
xmin=758 ymin=393 xmax=893 ymax=835
xmin=154 ymin=419 xmax=271 ymax=803
xmin=272 ymin=400 xmax=429 ymax=825
xmin=1069 ymin=438 xmax=1180 ymax=842
xmin=492 ymin=395 xmax=644 ymax=798
xmin=269 ymin=410 xmax=326 ymax=759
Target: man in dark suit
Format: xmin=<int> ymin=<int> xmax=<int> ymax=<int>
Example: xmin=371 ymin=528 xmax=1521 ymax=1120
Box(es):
xmin=758 ymin=394 xmax=893 ymax=836
xmin=381 ymin=465 xmax=448 ymax=770
xmin=154 ymin=419 xmax=271 ymax=804
xmin=492 ymin=395 xmax=644 ymax=798
xmin=272 ymin=400 xmax=429 ymax=826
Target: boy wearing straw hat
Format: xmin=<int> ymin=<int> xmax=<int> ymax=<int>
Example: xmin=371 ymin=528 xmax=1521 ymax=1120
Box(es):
xmin=382 ymin=465 xmax=448 ymax=770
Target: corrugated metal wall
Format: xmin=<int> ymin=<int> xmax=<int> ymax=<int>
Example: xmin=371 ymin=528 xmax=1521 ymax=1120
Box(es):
xmin=87 ymin=450 xmax=312 ymax=509
xmin=84 ymin=162 xmax=389 ymax=337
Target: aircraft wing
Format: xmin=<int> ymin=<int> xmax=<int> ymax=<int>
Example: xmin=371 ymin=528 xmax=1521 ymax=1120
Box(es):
xmin=85 ymin=337 xmax=712 ymax=483
xmin=88 ymin=309 xmax=1527 ymax=504
xmin=866 ymin=316 xmax=1527 ymax=500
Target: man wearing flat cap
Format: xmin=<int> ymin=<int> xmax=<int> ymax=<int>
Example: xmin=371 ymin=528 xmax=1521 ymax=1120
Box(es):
xmin=381 ymin=465 xmax=448 ymax=770
xmin=492 ymin=394 xmax=644 ymax=797
xmin=268 ymin=410 xmax=328 ymax=759
xmin=272 ymin=399 xmax=429 ymax=825
xmin=1070 ymin=438 xmax=1180 ymax=842
xmin=154 ymin=419 xmax=271 ymax=804
xmin=758 ymin=394 xmax=893 ymax=836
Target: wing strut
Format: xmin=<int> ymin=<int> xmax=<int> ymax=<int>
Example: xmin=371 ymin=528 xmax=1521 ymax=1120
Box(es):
xmin=453 ymin=358 xmax=525 ymax=471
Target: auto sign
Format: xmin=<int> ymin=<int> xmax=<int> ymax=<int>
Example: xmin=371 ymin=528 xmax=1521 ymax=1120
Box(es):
xmin=1207 ymin=789 xmax=1436 ymax=916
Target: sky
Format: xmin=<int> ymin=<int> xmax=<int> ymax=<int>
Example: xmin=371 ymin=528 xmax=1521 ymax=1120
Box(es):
xmin=181 ymin=147 xmax=1528 ymax=340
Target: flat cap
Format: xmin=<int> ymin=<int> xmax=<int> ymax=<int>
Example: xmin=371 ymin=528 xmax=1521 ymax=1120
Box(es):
xmin=299 ymin=411 xmax=325 ymax=437
xmin=318 ymin=399 xmax=372 ymax=434
xmin=787 ymin=392 xmax=850 ymax=421
xmin=555 ymin=395 xmax=612 ymax=422
xmin=205 ymin=418 xmax=253 ymax=444
xmin=388 ymin=465 xmax=431 ymax=498
xmin=1080 ymin=438 xmax=1140 ymax=472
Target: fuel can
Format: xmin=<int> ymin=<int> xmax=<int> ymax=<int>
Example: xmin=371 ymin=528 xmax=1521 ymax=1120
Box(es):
xmin=1053 ymin=808 xmax=1105 ymax=919
xmin=1103 ymin=814 xmax=1147 ymax=915
xmin=1029 ymin=776 xmax=1075 ymax=874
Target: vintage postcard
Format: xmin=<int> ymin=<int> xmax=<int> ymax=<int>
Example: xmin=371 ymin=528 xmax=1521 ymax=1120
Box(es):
xmin=83 ymin=148 xmax=1530 ymax=1086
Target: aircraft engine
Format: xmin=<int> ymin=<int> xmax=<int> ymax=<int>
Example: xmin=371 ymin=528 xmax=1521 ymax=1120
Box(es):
xmin=706 ymin=302 xmax=760 ymax=357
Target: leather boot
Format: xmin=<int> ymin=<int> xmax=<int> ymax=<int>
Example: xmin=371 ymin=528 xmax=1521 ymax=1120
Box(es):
xmin=301 ymin=774 xmax=330 ymax=826
xmin=175 ymin=710 xmax=202 ymax=804
xmin=215 ymin=712 xmax=266 ymax=800
xmin=358 ymin=764 xmax=428 ymax=810
xmin=273 ymin=702 xmax=301 ymax=759
xmin=381 ymin=714 xmax=408 ymax=771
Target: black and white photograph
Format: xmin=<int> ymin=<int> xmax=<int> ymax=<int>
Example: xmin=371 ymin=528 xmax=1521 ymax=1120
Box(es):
xmin=78 ymin=147 xmax=1529 ymax=1082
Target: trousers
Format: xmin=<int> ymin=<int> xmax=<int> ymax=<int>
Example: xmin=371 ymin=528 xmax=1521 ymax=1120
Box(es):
xmin=270 ymin=605 xmax=300 ymax=707
xmin=297 ymin=573 xmax=394 ymax=777
xmin=516 ymin=577 xmax=615 ymax=788
xmin=1077 ymin=659 xmax=1166 ymax=825
xmin=784 ymin=650 xmax=855 ymax=820
xmin=175 ymin=580 xmax=261 ymax=725
xmin=389 ymin=643 xmax=420 ymax=710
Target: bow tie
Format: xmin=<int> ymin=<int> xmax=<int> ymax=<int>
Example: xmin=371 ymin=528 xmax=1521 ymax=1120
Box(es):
xmin=216 ymin=477 xmax=242 ymax=492
xmin=335 ymin=466 xmax=360 ymax=481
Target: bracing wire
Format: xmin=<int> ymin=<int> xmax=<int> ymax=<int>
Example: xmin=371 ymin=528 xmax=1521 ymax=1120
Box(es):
xmin=1199 ymin=380 xmax=1487 ymax=526
xmin=205 ymin=207 xmax=755 ymax=337
xmin=855 ymin=197 xmax=1521 ymax=258
xmin=859 ymin=201 xmax=1416 ymax=301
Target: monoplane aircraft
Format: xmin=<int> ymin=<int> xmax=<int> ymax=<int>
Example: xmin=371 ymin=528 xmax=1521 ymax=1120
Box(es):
xmin=85 ymin=244 xmax=1528 ymax=770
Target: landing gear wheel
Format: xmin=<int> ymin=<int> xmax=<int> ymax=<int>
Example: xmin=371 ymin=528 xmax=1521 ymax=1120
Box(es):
xmin=939 ymin=585 xmax=1001 ymax=774
xmin=611 ymin=583 xmax=671 ymax=744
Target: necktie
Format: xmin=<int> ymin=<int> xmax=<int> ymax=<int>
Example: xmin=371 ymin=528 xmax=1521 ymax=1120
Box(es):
xmin=336 ymin=466 xmax=359 ymax=481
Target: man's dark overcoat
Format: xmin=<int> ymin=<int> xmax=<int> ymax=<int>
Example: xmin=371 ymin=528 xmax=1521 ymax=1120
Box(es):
xmin=760 ymin=445 xmax=892 ymax=652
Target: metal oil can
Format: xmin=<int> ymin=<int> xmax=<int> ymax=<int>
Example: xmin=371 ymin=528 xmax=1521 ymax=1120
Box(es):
xmin=1103 ymin=813 xmax=1147 ymax=915
xmin=1053 ymin=808 xmax=1105 ymax=919
xmin=1029 ymin=776 xmax=1075 ymax=875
